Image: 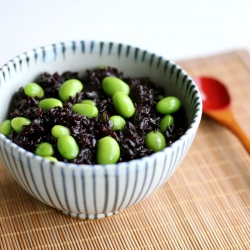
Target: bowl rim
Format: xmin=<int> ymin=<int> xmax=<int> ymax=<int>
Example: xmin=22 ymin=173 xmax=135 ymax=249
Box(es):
xmin=0 ymin=40 xmax=202 ymax=170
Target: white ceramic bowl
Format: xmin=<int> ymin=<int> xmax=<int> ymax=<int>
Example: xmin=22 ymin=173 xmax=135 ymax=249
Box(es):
xmin=0 ymin=41 xmax=202 ymax=219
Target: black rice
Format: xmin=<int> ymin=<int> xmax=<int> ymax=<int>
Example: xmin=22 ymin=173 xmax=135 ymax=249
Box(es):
xmin=7 ymin=67 xmax=188 ymax=164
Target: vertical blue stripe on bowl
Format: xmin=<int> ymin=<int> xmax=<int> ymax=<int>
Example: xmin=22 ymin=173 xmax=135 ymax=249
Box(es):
xmin=141 ymin=158 xmax=156 ymax=201
xmin=163 ymin=150 xmax=175 ymax=184
xmin=164 ymin=60 xmax=169 ymax=75
xmin=33 ymin=49 xmax=38 ymax=62
xmin=90 ymin=41 xmax=94 ymax=53
xmin=117 ymin=163 xmax=129 ymax=211
xmin=61 ymin=42 xmax=66 ymax=59
xmin=50 ymin=164 xmax=66 ymax=211
xmin=12 ymin=60 xmax=17 ymax=72
xmin=81 ymin=169 xmax=89 ymax=218
xmin=52 ymin=44 xmax=57 ymax=60
xmin=108 ymin=42 xmax=113 ymax=55
xmin=126 ymin=45 xmax=130 ymax=57
xmin=18 ymin=152 xmax=36 ymax=198
xmin=150 ymin=53 xmax=155 ymax=67
xmin=176 ymin=68 xmax=181 ymax=85
xmin=102 ymin=166 xmax=109 ymax=213
xmin=72 ymin=41 xmax=76 ymax=53
xmin=24 ymin=52 xmax=29 ymax=67
xmin=185 ymin=80 xmax=192 ymax=100
xmin=72 ymin=168 xmax=80 ymax=213
xmin=128 ymin=163 xmax=138 ymax=207
xmin=92 ymin=167 xmax=97 ymax=215
xmin=170 ymin=64 xmax=176 ymax=78
xmin=61 ymin=167 xmax=70 ymax=212
xmin=40 ymin=160 xmax=55 ymax=207
xmin=100 ymin=41 xmax=104 ymax=56
xmin=118 ymin=43 xmax=122 ymax=58
xmin=27 ymin=157 xmax=48 ymax=205
xmin=154 ymin=154 xmax=167 ymax=191
xmin=42 ymin=47 xmax=46 ymax=61
xmin=12 ymin=150 xmax=30 ymax=192
xmin=134 ymin=48 xmax=139 ymax=61
xmin=157 ymin=56 xmax=162 ymax=69
xmin=81 ymin=41 xmax=85 ymax=53
xmin=111 ymin=166 xmax=119 ymax=212
xmin=182 ymin=75 xmax=188 ymax=90
xmin=141 ymin=50 xmax=147 ymax=62
xmin=133 ymin=161 xmax=148 ymax=205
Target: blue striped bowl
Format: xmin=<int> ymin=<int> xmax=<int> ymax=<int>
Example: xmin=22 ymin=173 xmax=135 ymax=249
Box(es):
xmin=0 ymin=41 xmax=202 ymax=219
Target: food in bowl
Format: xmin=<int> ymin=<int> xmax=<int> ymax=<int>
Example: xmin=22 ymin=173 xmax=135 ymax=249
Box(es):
xmin=0 ymin=66 xmax=188 ymax=165
xmin=0 ymin=41 xmax=202 ymax=219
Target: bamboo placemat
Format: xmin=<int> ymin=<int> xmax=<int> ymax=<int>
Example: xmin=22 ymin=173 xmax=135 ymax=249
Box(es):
xmin=1 ymin=50 xmax=250 ymax=250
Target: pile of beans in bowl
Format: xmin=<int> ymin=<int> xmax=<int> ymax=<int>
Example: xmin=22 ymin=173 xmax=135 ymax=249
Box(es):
xmin=0 ymin=67 xmax=188 ymax=164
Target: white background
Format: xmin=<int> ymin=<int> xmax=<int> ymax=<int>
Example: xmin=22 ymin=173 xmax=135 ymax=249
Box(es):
xmin=0 ymin=0 xmax=250 ymax=66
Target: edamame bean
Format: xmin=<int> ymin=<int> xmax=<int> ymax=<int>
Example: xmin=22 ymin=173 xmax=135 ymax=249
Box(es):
xmin=110 ymin=115 xmax=126 ymax=130
xmin=156 ymin=96 xmax=181 ymax=115
xmin=38 ymin=98 xmax=63 ymax=110
xmin=57 ymin=135 xmax=79 ymax=160
xmin=11 ymin=117 xmax=31 ymax=132
xmin=51 ymin=125 xmax=70 ymax=139
xmin=160 ymin=115 xmax=174 ymax=133
xmin=35 ymin=142 xmax=54 ymax=157
xmin=80 ymin=99 xmax=96 ymax=106
xmin=43 ymin=156 xmax=58 ymax=162
xmin=97 ymin=136 xmax=120 ymax=164
xmin=102 ymin=76 xmax=130 ymax=96
xmin=145 ymin=131 xmax=166 ymax=152
xmin=0 ymin=119 xmax=13 ymax=136
xmin=24 ymin=83 xmax=44 ymax=97
xmin=112 ymin=91 xmax=135 ymax=118
xmin=98 ymin=65 xmax=108 ymax=69
xmin=72 ymin=103 xmax=98 ymax=118
xmin=59 ymin=79 xmax=83 ymax=101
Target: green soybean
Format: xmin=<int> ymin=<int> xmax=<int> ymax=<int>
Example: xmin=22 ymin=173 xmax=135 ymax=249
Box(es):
xmin=102 ymin=76 xmax=130 ymax=96
xmin=98 ymin=65 xmax=108 ymax=69
xmin=112 ymin=91 xmax=135 ymax=118
xmin=59 ymin=79 xmax=83 ymax=101
xmin=51 ymin=125 xmax=70 ymax=139
xmin=24 ymin=83 xmax=44 ymax=97
xmin=145 ymin=131 xmax=166 ymax=152
xmin=38 ymin=98 xmax=63 ymax=110
xmin=11 ymin=117 xmax=31 ymax=132
xmin=80 ymin=99 xmax=96 ymax=106
xmin=57 ymin=135 xmax=79 ymax=160
xmin=72 ymin=103 xmax=98 ymax=118
xmin=43 ymin=156 xmax=58 ymax=162
xmin=110 ymin=115 xmax=126 ymax=131
xmin=0 ymin=119 xmax=13 ymax=136
xmin=156 ymin=96 xmax=181 ymax=115
xmin=97 ymin=136 xmax=120 ymax=164
xmin=35 ymin=142 xmax=54 ymax=157
xmin=160 ymin=115 xmax=174 ymax=133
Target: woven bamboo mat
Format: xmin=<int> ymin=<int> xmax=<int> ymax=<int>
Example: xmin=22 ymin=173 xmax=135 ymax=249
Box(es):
xmin=1 ymin=50 xmax=250 ymax=250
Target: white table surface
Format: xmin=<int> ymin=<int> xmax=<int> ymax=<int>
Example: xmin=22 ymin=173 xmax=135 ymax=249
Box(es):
xmin=1 ymin=0 xmax=250 ymax=67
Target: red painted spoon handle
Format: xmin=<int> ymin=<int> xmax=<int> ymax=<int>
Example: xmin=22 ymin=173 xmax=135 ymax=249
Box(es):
xmin=206 ymin=108 xmax=250 ymax=154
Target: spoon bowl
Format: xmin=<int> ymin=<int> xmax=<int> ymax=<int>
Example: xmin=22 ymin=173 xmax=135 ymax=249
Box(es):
xmin=194 ymin=76 xmax=250 ymax=154
xmin=195 ymin=77 xmax=231 ymax=111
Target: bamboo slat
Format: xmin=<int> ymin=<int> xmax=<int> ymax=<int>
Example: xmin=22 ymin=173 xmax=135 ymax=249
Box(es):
xmin=1 ymin=50 xmax=250 ymax=249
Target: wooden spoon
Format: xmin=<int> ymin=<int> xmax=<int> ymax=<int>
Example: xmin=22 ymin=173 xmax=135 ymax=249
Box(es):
xmin=193 ymin=76 xmax=250 ymax=154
